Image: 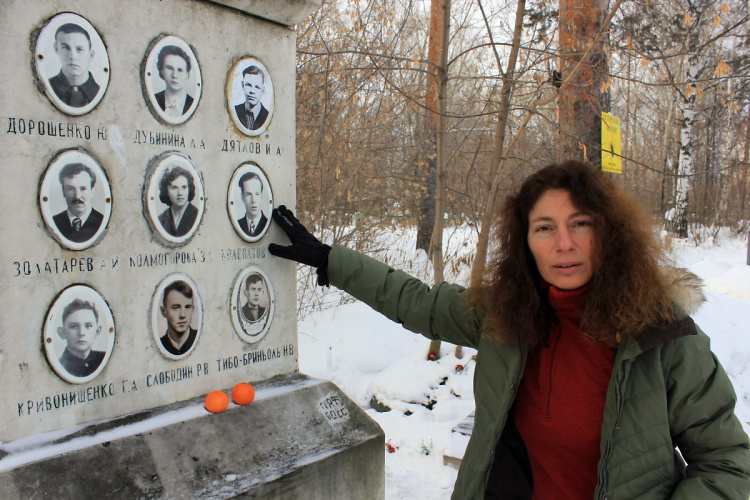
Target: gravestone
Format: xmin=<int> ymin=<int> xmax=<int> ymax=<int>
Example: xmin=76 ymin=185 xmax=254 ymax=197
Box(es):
xmin=0 ymin=1 xmax=384 ymax=497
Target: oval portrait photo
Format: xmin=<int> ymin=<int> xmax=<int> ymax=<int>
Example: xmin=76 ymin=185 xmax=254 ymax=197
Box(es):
xmin=226 ymin=56 xmax=274 ymax=136
xmin=143 ymin=35 xmax=202 ymax=125
xmin=230 ymin=266 xmax=274 ymax=344
xmin=34 ymin=12 xmax=109 ymax=116
xmin=39 ymin=148 xmax=112 ymax=251
xmin=227 ymin=162 xmax=273 ymax=243
xmin=150 ymin=273 xmax=203 ymax=360
xmin=143 ymin=152 xmax=205 ymax=246
xmin=44 ymin=284 xmax=116 ymax=384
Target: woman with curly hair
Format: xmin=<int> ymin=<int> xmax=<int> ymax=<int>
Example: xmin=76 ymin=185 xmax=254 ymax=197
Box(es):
xmin=268 ymin=160 xmax=750 ymax=499
xmin=157 ymin=165 xmax=198 ymax=238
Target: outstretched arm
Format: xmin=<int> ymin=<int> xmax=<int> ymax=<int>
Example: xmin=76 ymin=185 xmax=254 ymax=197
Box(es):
xmin=267 ymin=206 xmax=484 ymax=348
xmin=327 ymin=245 xmax=484 ymax=348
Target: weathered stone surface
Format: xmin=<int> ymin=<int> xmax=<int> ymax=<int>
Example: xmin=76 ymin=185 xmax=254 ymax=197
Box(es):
xmin=0 ymin=0 xmax=308 ymax=442
xmin=0 ymin=374 xmax=385 ymax=499
xmin=443 ymin=411 xmax=473 ymax=469
xmin=206 ymin=0 xmax=322 ymax=26
xmin=1 ymin=2 xmax=385 ymax=498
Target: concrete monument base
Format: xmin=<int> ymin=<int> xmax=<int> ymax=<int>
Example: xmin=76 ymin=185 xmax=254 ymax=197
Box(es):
xmin=444 ymin=411 xmax=473 ymax=470
xmin=0 ymin=373 xmax=384 ymax=499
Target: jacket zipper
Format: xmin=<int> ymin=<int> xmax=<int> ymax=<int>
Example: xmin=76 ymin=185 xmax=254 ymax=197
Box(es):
xmin=595 ymin=359 xmax=630 ymax=500
xmin=544 ymin=310 xmax=560 ymax=348
xmin=518 ymin=345 xmax=528 ymax=387
xmin=480 ymin=345 xmax=528 ymax=494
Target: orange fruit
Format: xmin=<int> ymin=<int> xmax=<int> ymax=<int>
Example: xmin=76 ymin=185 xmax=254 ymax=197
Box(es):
xmin=204 ymin=390 xmax=230 ymax=413
xmin=232 ymin=382 xmax=255 ymax=405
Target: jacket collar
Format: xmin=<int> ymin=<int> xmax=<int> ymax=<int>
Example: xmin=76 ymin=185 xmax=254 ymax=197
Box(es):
xmin=616 ymin=313 xmax=698 ymax=360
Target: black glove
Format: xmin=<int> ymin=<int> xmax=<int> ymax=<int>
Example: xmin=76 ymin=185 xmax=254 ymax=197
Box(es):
xmin=268 ymin=205 xmax=331 ymax=286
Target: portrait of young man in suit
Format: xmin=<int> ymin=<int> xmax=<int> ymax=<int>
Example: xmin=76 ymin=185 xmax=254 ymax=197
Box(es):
xmin=52 ymin=162 xmax=104 ymax=243
xmin=241 ymin=273 xmax=267 ymax=323
xmin=234 ymin=65 xmax=269 ymax=132
xmin=236 ymin=171 xmax=268 ymax=237
xmin=57 ymin=298 xmax=106 ymax=378
xmin=48 ymin=23 xmax=100 ymax=108
xmin=159 ymin=280 xmax=198 ymax=357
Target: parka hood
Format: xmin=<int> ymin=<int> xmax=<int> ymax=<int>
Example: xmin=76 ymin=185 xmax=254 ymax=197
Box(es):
xmin=663 ymin=267 xmax=706 ymax=316
xmin=628 ymin=267 xmax=706 ymax=353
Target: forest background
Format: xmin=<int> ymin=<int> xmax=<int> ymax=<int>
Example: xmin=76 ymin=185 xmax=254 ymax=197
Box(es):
xmin=293 ymin=0 xmax=749 ymax=315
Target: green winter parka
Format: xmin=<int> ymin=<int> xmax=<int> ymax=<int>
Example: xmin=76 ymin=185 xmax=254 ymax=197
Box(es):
xmin=326 ymin=244 xmax=750 ymax=499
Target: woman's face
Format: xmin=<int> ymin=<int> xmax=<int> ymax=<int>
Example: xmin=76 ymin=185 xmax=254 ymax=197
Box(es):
xmin=161 ymin=54 xmax=189 ymax=92
xmin=167 ymin=175 xmax=189 ymax=208
xmin=527 ymin=189 xmax=595 ymax=290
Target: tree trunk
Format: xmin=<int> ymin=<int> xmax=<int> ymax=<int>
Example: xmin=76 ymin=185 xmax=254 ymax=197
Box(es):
xmin=659 ymin=99 xmax=675 ymax=217
xmin=469 ymin=0 xmax=526 ymax=287
xmin=672 ymin=6 xmax=701 ymax=239
xmin=416 ymin=150 xmax=436 ymax=250
xmin=426 ymin=0 xmax=451 ymax=361
xmin=416 ymin=0 xmax=447 ymax=252
xmin=673 ymin=95 xmax=695 ymax=238
xmin=741 ymin=117 xmax=749 ymax=226
xmin=557 ymin=0 xmax=610 ymax=164
xmin=624 ymin=50 xmax=631 ymax=173
xmin=429 ymin=0 xmax=450 ymax=284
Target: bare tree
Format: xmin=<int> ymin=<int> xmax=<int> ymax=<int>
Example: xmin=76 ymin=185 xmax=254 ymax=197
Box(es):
xmin=617 ymin=0 xmax=750 ymax=237
xmin=292 ymin=0 xmax=750 ymax=321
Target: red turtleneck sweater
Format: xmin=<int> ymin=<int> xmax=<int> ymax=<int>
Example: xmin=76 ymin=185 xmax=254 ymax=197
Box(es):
xmin=513 ymin=285 xmax=615 ymax=499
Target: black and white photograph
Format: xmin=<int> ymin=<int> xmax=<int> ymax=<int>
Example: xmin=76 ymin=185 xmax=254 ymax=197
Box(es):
xmin=44 ymin=284 xmax=115 ymax=384
xmin=143 ymin=35 xmax=201 ymax=125
xmin=227 ymin=57 xmax=274 ymax=136
xmin=39 ymin=149 xmax=112 ymax=251
xmin=230 ymin=266 xmax=274 ymax=343
xmin=151 ymin=273 xmax=202 ymax=360
xmin=227 ymin=162 xmax=273 ymax=243
xmin=34 ymin=12 xmax=109 ymax=116
xmin=144 ymin=152 xmax=205 ymax=246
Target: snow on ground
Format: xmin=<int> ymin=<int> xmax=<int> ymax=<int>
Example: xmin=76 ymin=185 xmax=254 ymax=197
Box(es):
xmin=672 ymin=232 xmax=750 ymax=432
xmin=299 ymin=298 xmax=472 ymax=498
xmin=299 ymin=227 xmax=750 ymax=500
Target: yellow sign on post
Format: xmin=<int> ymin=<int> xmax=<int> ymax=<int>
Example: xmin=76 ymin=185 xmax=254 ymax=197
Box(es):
xmin=601 ymin=112 xmax=622 ymax=174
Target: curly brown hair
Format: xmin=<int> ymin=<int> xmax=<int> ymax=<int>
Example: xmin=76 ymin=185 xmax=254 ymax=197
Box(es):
xmin=480 ymin=160 xmax=675 ymax=347
xmin=158 ymin=166 xmax=195 ymax=206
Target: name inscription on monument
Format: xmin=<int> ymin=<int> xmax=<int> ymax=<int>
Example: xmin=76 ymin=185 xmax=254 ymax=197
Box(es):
xmin=0 ymin=0 xmax=299 ymax=442
xmin=17 ymin=342 xmax=295 ymax=418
